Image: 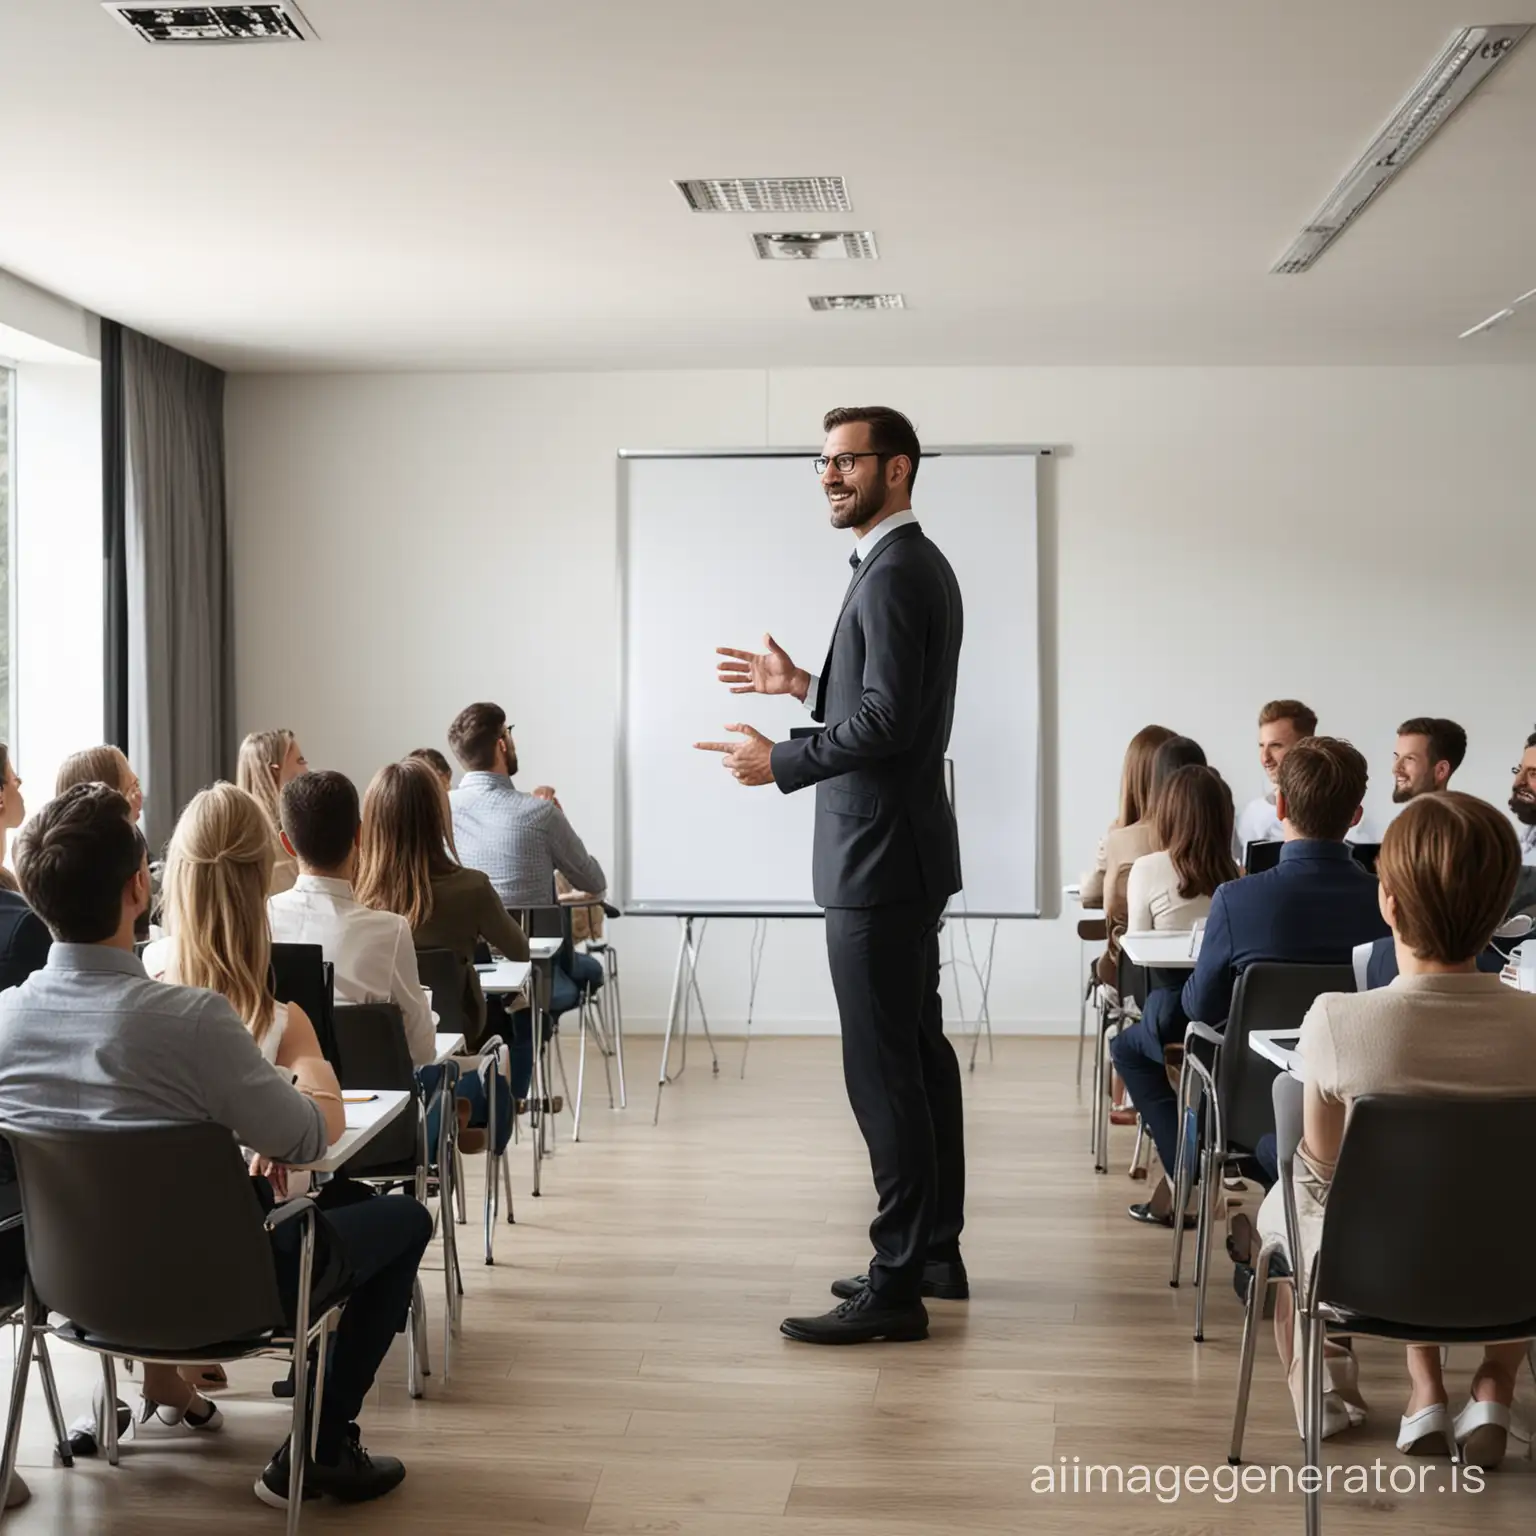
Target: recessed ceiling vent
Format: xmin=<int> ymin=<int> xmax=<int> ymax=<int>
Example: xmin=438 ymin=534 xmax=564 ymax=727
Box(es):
xmin=103 ymin=3 xmax=316 ymax=43
xmin=753 ymin=231 xmax=878 ymax=262
xmin=808 ymin=294 xmax=905 ymax=312
xmin=676 ymin=177 xmax=852 ymax=214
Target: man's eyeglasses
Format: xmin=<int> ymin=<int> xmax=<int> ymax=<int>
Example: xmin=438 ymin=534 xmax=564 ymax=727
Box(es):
xmin=814 ymin=452 xmax=884 ymax=475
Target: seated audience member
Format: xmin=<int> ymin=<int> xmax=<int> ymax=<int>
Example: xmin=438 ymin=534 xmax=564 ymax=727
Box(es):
xmin=446 ymin=703 xmax=607 ymax=910
xmin=1112 ymin=737 xmax=1389 ymax=1224
xmin=55 ymin=744 xmax=144 ymax=823
xmin=267 ymin=770 xmax=435 ymax=1067
xmin=1509 ymin=727 xmax=1536 ymax=866
xmin=1233 ymin=699 xmax=1316 ymax=860
xmin=0 ymin=784 xmax=430 ymax=1505
xmin=0 ymin=744 xmax=25 ymax=893
xmin=407 ymin=747 xmax=452 ymax=787
xmin=358 ymin=760 xmax=529 ymax=1122
xmin=1126 ymin=766 xmax=1236 ymax=934
xmin=1079 ymin=725 xmax=1176 ymax=910
xmin=1390 ymin=716 xmax=1466 ymax=804
xmin=1256 ymin=792 xmax=1536 ymax=1461
xmin=237 ymin=728 xmax=309 ymax=895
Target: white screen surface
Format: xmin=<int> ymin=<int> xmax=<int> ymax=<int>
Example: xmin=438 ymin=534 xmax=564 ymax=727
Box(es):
xmin=619 ymin=451 xmax=1041 ymax=916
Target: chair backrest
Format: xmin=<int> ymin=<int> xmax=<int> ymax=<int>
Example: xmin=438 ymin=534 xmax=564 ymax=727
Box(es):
xmin=414 ymin=947 xmax=473 ymax=1041
xmin=1244 ymin=840 xmax=1282 ymax=874
xmin=5 ymin=1122 xmax=285 ymax=1350
xmin=331 ymin=1003 xmax=421 ymax=1176
xmin=1348 ymin=842 xmax=1381 ymax=876
xmin=1315 ymin=1095 xmax=1536 ymax=1330
xmin=1218 ymin=962 xmax=1353 ymax=1154
xmin=270 ymin=942 xmax=342 ymax=1074
xmin=1351 ymin=942 xmax=1373 ymax=994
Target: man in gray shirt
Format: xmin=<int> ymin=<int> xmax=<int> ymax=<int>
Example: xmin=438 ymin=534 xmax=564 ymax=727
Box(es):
xmin=447 ymin=701 xmax=607 ymax=908
xmin=0 ymin=784 xmax=431 ymax=1510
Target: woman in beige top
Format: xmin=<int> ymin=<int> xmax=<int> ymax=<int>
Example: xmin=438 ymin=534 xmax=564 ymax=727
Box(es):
xmin=1126 ymin=765 xmax=1236 ymax=934
xmin=236 ymin=728 xmax=308 ymax=894
xmin=1257 ymin=792 xmax=1536 ymax=1466
xmin=1079 ymin=724 xmax=1175 ymax=909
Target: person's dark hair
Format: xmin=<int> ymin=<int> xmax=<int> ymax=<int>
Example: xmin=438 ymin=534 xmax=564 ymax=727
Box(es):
xmin=1378 ymin=792 xmax=1519 ymax=964
xmin=1117 ymin=725 xmax=1177 ymax=827
xmin=1155 ymin=766 xmax=1238 ymax=901
xmin=15 ymin=782 xmax=142 ymax=943
xmin=1275 ymin=736 xmax=1368 ymax=841
xmin=1149 ymin=736 xmax=1207 ymax=812
xmin=822 ymin=406 xmax=922 ymax=490
xmin=356 ymin=759 xmax=460 ymax=929
xmin=1397 ymin=717 xmax=1467 ymax=776
xmin=1526 ymin=725 xmax=1536 ymax=751
xmin=280 ymin=770 xmax=360 ymax=872
xmin=447 ymin=703 xmax=507 ymax=773
xmin=408 ymin=747 xmax=452 ymax=783
xmin=1259 ymin=699 xmax=1319 ymax=739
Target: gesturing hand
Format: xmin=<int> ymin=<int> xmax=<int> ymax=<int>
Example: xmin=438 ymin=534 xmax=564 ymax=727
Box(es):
xmin=694 ymin=723 xmax=776 ymax=787
xmin=716 ymin=634 xmax=809 ymax=702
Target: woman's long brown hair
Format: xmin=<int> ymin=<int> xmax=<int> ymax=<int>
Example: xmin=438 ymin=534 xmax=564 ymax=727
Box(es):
xmin=1118 ymin=724 xmax=1178 ymax=827
xmin=1155 ymin=766 xmax=1238 ymax=901
xmin=355 ymin=758 xmax=460 ymax=929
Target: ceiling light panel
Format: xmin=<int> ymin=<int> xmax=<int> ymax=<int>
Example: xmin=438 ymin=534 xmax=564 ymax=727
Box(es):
xmin=753 ymin=231 xmax=878 ymax=262
xmin=1273 ymin=24 xmax=1528 ymax=274
xmin=808 ymin=294 xmax=905 ymax=312
xmin=1460 ymin=285 xmax=1536 ymax=339
xmin=676 ymin=177 xmax=852 ymax=214
xmin=103 ymin=4 xmax=315 ymax=43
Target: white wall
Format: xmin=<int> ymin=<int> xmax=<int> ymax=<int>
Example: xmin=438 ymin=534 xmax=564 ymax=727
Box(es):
xmin=14 ymin=361 xmax=103 ymax=813
xmin=226 ymin=365 xmax=1536 ymax=1034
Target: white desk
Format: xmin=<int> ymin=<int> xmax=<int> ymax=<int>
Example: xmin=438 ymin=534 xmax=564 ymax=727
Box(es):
xmin=299 ymin=1089 xmax=412 ymax=1174
xmin=1249 ymin=1030 xmax=1300 ymax=1076
xmin=528 ymin=937 xmax=563 ymax=962
xmin=475 ymin=959 xmax=532 ymax=995
xmin=1119 ymin=931 xmax=1200 ymax=971
xmin=434 ymin=1032 xmax=466 ymax=1061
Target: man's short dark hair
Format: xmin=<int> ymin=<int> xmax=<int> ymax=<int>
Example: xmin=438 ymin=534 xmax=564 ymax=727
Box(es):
xmin=822 ymin=406 xmax=922 ymax=489
xmin=447 ymin=703 xmax=507 ymax=772
xmin=407 ymin=747 xmax=451 ymax=780
xmin=15 ymin=782 xmax=142 ymax=943
xmin=1397 ymin=717 xmax=1468 ymax=775
xmin=1259 ymin=699 xmax=1319 ymax=739
xmin=1276 ymin=736 xmax=1369 ymax=841
xmin=280 ymin=770 xmax=360 ymax=871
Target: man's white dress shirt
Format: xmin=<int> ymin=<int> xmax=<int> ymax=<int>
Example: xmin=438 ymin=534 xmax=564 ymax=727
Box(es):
xmin=267 ymin=874 xmax=436 ymax=1067
xmin=1234 ymin=786 xmax=1377 ymax=864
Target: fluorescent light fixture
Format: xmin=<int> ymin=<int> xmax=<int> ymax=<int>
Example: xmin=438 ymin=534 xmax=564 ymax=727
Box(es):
xmin=675 ymin=177 xmax=852 ymax=214
xmin=1273 ymin=25 xmax=1528 ymax=274
xmin=1460 ymin=285 xmax=1536 ymax=338
xmin=752 ymin=232 xmax=878 ymax=261
xmin=103 ymin=3 xmax=315 ymax=42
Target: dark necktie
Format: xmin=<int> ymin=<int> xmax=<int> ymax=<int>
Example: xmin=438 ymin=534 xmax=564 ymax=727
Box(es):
xmin=849 ymin=550 xmax=860 ymax=570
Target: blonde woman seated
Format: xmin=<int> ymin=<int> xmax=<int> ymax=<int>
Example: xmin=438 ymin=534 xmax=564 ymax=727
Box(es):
xmin=237 ymin=729 xmax=308 ymax=895
xmin=0 ymin=743 xmax=25 ymax=892
xmin=142 ymin=782 xmax=345 ymax=1422
xmin=55 ymin=745 xmax=144 ymax=823
xmin=1257 ymin=792 xmax=1536 ymax=1466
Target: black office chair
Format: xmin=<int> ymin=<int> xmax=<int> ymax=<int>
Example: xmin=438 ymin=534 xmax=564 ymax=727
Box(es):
xmin=0 ymin=1123 xmax=341 ymax=1535
xmin=330 ymin=1003 xmax=434 ymax=1394
xmin=270 ymin=943 xmax=342 ymax=1075
xmin=1277 ymin=1096 xmax=1536 ymax=1533
xmin=1172 ymin=962 xmax=1354 ymax=1342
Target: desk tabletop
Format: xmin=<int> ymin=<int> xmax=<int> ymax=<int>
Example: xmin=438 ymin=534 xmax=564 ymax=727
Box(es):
xmin=1119 ymin=931 xmax=1199 ymax=970
xmin=434 ymin=1032 xmax=465 ymax=1061
xmin=1249 ymin=1030 xmax=1300 ymax=1076
xmin=527 ymin=938 xmax=563 ymax=962
xmin=299 ymin=1089 xmax=412 ymax=1174
xmin=476 ymin=959 xmax=533 ymax=994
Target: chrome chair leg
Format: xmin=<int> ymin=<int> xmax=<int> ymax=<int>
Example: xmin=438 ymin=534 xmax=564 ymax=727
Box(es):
xmin=573 ymin=994 xmax=589 ymax=1142
xmin=1230 ymin=1240 xmax=1277 ymax=1465
xmin=0 ymin=1300 xmax=36 ymax=1505
xmin=32 ymin=1332 xmax=70 ymax=1466
xmin=1193 ymin=1146 xmax=1215 ymax=1341
xmin=309 ymin=1317 xmax=330 ymax=1460
xmin=607 ymin=949 xmax=627 ymax=1109
xmin=101 ymin=1355 xmax=120 ymax=1466
xmin=1303 ymin=1311 xmax=1325 ymax=1536
xmin=1169 ymin=1059 xmax=1195 ymax=1287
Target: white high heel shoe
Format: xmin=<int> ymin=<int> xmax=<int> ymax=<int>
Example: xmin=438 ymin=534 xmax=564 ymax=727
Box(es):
xmin=1396 ymin=1403 xmax=1452 ymax=1456
xmin=1454 ymin=1399 xmax=1512 ymax=1470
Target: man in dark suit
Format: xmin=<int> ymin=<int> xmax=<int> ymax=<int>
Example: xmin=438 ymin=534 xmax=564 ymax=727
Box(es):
xmin=698 ymin=406 xmax=965 ymax=1345
xmin=1112 ymin=737 xmax=1388 ymax=1221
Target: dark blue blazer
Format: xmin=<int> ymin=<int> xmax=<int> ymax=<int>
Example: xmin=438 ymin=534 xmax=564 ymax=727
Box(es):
xmin=0 ymin=890 xmax=50 ymax=994
xmin=1177 ymin=840 xmax=1389 ymax=1027
xmin=1364 ymin=935 xmax=1508 ymax=989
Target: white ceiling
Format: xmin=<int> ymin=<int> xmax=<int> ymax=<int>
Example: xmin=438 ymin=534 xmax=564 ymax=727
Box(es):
xmin=1 ymin=0 xmax=1534 ymax=370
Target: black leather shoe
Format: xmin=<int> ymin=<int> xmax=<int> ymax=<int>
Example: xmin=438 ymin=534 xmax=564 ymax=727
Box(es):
xmin=781 ymin=1287 xmax=929 ymax=1345
xmin=830 ymin=1258 xmax=969 ymax=1302
xmin=255 ymin=1426 xmax=405 ymax=1509
xmin=1127 ymin=1201 xmax=1197 ymax=1230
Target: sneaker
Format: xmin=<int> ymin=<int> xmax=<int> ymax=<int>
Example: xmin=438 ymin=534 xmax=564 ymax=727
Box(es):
xmin=255 ymin=1427 xmax=406 ymax=1508
xmin=254 ymin=1440 xmax=321 ymax=1510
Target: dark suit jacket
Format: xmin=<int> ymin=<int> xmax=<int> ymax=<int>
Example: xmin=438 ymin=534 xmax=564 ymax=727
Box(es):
xmin=1364 ymin=935 xmax=1508 ymax=989
xmin=1179 ymin=841 xmax=1388 ymax=1025
xmin=769 ymin=522 xmax=963 ymax=909
xmin=0 ymin=891 xmax=50 ymax=994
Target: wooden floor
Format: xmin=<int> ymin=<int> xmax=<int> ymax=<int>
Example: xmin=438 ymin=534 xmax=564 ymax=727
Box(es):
xmin=4 ymin=1035 xmax=1531 ymax=1533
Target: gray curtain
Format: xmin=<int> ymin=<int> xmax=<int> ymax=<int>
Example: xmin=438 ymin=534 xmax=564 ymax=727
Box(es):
xmin=123 ymin=329 xmax=232 ymax=850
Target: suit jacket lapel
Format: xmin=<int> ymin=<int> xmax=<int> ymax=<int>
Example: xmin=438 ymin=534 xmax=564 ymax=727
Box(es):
xmin=832 ymin=522 xmax=922 ymax=632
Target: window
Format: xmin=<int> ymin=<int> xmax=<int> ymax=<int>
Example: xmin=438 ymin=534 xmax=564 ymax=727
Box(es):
xmin=0 ymin=364 xmax=11 ymax=747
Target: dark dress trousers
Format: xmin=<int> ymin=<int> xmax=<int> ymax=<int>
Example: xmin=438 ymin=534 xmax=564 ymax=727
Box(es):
xmin=770 ymin=522 xmax=966 ymax=1302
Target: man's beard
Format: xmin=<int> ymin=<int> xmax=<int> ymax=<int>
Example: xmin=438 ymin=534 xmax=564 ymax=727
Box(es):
xmin=1511 ymin=793 xmax=1536 ymax=827
xmin=828 ymin=477 xmax=888 ymax=531
xmin=1391 ymin=781 xmax=1420 ymax=804
xmin=507 ymin=750 xmax=519 ymax=779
